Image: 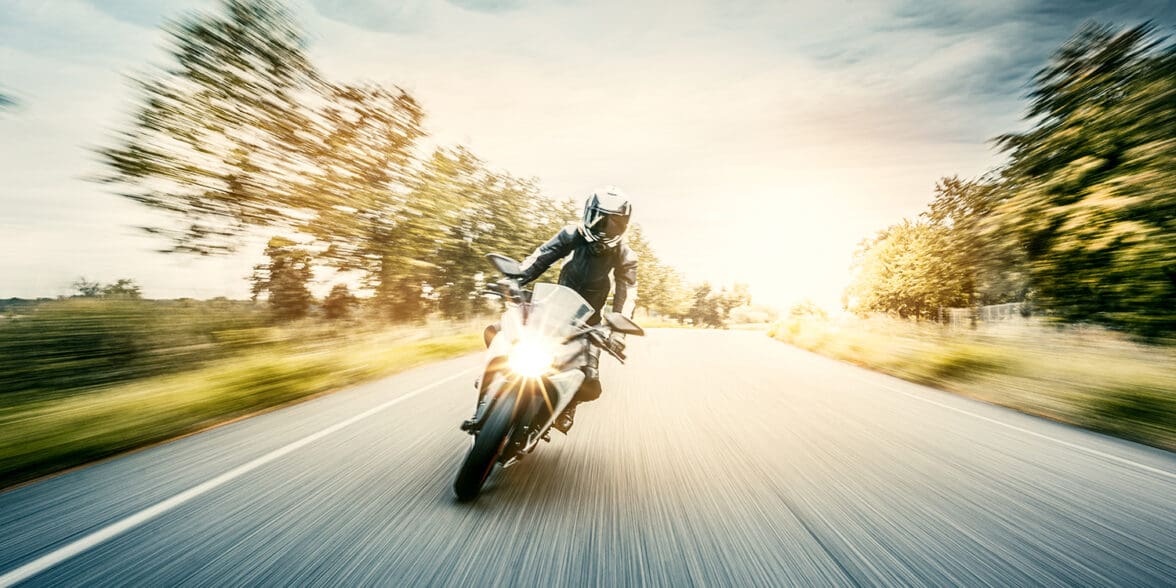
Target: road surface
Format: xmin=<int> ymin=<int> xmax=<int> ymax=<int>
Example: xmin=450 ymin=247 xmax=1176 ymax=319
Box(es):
xmin=1 ymin=329 xmax=1174 ymax=586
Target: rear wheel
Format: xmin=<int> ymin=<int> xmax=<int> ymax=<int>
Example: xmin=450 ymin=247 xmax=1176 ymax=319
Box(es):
xmin=454 ymin=388 xmax=517 ymax=501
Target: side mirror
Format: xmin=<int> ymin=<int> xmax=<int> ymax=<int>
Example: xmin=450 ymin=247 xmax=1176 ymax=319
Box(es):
xmin=485 ymin=253 xmax=523 ymax=278
xmin=604 ymin=312 xmax=645 ymax=336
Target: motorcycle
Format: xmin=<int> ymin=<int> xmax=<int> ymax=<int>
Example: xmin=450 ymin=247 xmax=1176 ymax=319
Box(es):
xmin=453 ymin=253 xmax=644 ymax=502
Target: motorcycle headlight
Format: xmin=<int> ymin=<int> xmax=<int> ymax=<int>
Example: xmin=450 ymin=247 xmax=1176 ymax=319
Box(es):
xmin=508 ymin=338 xmax=555 ymax=378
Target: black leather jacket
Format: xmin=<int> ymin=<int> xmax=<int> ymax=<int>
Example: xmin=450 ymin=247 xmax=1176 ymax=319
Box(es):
xmin=519 ymin=225 xmax=638 ymax=324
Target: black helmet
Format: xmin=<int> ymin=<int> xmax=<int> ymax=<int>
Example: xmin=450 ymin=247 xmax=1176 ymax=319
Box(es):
xmin=580 ymin=186 xmax=632 ymax=248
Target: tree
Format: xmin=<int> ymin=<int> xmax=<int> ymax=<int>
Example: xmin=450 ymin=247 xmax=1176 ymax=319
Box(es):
xmin=723 ymin=283 xmax=752 ymax=313
xmin=625 ymin=224 xmax=691 ymax=318
xmin=293 ymin=84 xmax=428 ymax=320
xmin=322 ymin=283 xmax=358 ymax=320
xmin=410 ymin=147 xmax=573 ymax=320
xmin=789 ymin=299 xmax=827 ymax=319
xmin=251 ymin=236 xmax=314 ymax=320
xmin=844 ymin=220 xmax=968 ymax=319
xmin=101 ymin=279 xmax=143 ymax=300
xmin=72 ymin=278 xmax=101 ymax=298
xmin=689 ymin=282 xmax=725 ymax=327
xmin=993 ymin=22 xmax=1176 ymax=335
xmin=729 ymin=303 xmax=779 ymax=324
xmin=98 ymin=0 xmax=320 ymax=254
xmin=924 ymin=176 xmax=1026 ymax=309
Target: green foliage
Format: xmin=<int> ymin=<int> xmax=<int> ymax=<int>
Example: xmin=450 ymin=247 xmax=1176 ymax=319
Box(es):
xmin=626 ymin=224 xmax=692 ymax=318
xmin=846 ymin=220 xmax=968 ymax=319
xmin=98 ymin=0 xmax=320 ymax=254
xmin=250 ymin=236 xmax=314 ymax=321
xmin=95 ymin=0 xmax=698 ymax=326
xmin=908 ymin=343 xmax=1013 ymax=385
xmin=994 ymin=22 xmax=1176 ymax=336
xmin=101 ymin=279 xmax=143 ymax=300
xmin=0 ymin=298 xmax=266 ymax=396
xmin=927 ymin=176 xmax=1026 ymax=306
xmin=846 ymin=23 xmax=1174 ymax=337
xmin=404 ymin=147 xmax=572 ymax=321
xmin=788 ymin=299 xmax=827 ymax=319
xmin=71 ymin=277 xmax=143 ymax=300
xmin=685 ymin=282 xmax=750 ymax=327
xmin=846 ymin=175 xmax=1019 ymax=319
xmin=689 ymin=283 xmax=722 ymax=327
xmin=72 ymin=277 xmax=101 ymax=298
xmin=1086 ymin=384 xmax=1174 ymax=442
xmin=0 ymin=331 xmax=481 ymax=487
xmin=294 ymin=83 xmax=428 ymax=320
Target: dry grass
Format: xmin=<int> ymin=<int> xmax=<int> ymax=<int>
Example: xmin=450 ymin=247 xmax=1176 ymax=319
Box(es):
xmin=769 ymin=315 xmax=1176 ymax=451
xmin=0 ymin=330 xmax=481 ymax=488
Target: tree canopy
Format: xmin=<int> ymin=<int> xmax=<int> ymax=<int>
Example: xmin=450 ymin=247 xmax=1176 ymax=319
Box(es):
xmin=994 ymin=22 xmax=1175 ymax=335
xmin=846 ymin=22 xmax=1175 ymax=336
xmin=98 ymin=0 xmax=321 ymax=255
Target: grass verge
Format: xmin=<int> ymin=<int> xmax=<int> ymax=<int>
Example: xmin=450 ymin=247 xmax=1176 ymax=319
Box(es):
xmin=0 ymin=331 xmax=481 ymax=489
xmin=769 ymin=315 xmax=1176 ymax=452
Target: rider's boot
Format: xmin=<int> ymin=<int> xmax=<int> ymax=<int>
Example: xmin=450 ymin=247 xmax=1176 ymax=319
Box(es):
xmin=554 ymin=346 xmax=602 ymax=434
xmin=553 ymin=401 xmax=577 ymax=434
xmin=461 ymin=393 xmax=489 ymax=432
xmin=461 ymin=323 xmax=502 ymax=432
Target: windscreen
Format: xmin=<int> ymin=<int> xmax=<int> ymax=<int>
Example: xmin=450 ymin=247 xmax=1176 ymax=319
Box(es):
xmin=525 ymin=283 xmax=594 ymax=338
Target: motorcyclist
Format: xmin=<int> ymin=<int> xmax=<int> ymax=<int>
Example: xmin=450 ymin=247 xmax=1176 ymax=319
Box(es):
xmin=470 ymin=186 xmax=638 ymax=434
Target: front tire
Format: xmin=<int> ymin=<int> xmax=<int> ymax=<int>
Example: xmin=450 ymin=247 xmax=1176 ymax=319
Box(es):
xmin=454 ymin=388 xmax=517 ymax=501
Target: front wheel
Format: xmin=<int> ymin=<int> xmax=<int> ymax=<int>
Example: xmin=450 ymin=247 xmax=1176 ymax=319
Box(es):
xmin=454 ymin=389 xmax=517 ymax=501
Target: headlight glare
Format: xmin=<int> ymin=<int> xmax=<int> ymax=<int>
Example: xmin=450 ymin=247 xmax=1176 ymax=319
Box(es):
xmin=508 ymin=338 xmax=555 ymax=377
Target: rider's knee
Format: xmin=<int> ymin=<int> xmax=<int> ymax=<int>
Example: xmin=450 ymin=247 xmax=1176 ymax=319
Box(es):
xmin=483 ymin=323 xmax=500 ymax=348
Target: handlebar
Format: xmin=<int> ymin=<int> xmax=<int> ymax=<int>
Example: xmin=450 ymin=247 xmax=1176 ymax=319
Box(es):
xmin=484 ymin=255 xmax=630 ymax=362
xmin=578 ymin=328 xmax=627 ymax=363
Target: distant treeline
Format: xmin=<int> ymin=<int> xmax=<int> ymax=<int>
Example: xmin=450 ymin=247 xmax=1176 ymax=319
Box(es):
xmin=846 ymin=23 xmax=1175 ymax=338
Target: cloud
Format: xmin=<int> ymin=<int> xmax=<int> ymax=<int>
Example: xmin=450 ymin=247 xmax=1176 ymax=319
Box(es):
xmin=446 ymin=0 xmax=526 ymax=14
xmin=890 ymin=0 xmax=1176 ymax=100
xmin=85 ymin=0 xmax=217 ymax=28
xmin=1 ymin=1 xmax=156 ymax=64
xmin=306 ymin=0 xmax=437 ymax=33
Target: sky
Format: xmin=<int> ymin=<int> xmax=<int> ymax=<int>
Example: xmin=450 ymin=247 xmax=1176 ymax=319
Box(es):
xmin=1 ymin=0 xmax=1173 ymax=309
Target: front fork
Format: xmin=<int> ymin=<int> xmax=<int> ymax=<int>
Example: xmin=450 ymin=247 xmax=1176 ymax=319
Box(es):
xmin=466 ymin=372 xmax=505 ymax=432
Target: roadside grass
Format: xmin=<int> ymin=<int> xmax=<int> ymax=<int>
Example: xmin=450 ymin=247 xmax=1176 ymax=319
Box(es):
xmin=0 ymin=330 xmax=481 ymax=488
xmin=769 ymin=315 xmax=1176 ymax=451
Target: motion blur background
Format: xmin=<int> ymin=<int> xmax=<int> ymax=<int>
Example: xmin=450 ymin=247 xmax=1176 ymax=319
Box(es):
xmin=0 ymin=1 xmax=1173 ymax=484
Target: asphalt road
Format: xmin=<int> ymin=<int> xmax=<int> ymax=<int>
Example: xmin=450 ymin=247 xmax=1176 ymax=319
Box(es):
xmin=1 ymin=329 xmax=1174 ymax=586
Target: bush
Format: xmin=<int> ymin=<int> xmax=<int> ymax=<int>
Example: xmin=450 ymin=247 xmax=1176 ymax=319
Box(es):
xmin=0 ymin=298 xmax=266 ymax=396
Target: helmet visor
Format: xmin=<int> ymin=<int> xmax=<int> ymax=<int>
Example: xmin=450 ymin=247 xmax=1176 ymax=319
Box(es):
xmin=589 ymin=212 xmax=629 ymax=241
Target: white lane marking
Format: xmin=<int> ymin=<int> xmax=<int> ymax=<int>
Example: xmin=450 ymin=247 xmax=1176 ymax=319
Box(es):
xmin=0 ymin=369 xmax=473 ymax=587
xmin=848 ymin=373 xmax=1176 ymax=482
